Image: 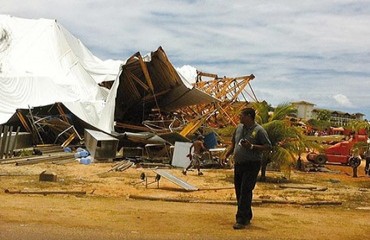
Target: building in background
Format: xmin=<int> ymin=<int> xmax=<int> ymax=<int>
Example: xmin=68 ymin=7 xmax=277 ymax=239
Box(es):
xmin=292 ymin=101 xmax=365 ymax=126
xmin=291 ymin=101 xmax=315 ymax=121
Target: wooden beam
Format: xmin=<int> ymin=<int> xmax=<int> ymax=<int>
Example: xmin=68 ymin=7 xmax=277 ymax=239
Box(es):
xmin=5 ymin=189 xmax=86 ymax=195
xmin=0 ymin=126 xmax=8 ymax=159
xmin=127 ymin=70 xmax=150 ymax=92
xmin=137 ymin=55 xmax=154 ymax=91
xmin=16 ymin=111 xmax=32 ymax=133
xmin=115 ymin=122 xmax=151 ymax=132
xmin=57 ymin=103 xmax=70 ymax=124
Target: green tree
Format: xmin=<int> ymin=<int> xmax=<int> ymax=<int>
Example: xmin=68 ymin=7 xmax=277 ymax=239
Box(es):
xmin=347 ymin=120 xmax=370 ymax=133
xmin=252 ymin=102 xmax=314 ymax=180
xmin=347 ymin=120 xmax=370 ymax=156
xmin=316 ymin=109 xmax=331 ymax=121
xmin=307 ymin=118 xmax=331 ymax=131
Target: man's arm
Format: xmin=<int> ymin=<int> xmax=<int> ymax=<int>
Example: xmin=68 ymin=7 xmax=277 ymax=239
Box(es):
xmin=252 ymin=128 xmax=272 ymax=151
xmin=224 ymin=130 xmax=236 ymax=159
xmin=189 ymin=143 xmax=194 ymax=155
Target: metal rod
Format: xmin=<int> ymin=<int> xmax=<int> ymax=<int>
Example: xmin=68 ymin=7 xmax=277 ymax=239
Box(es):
xmin=28 ymin=105 xmax=44 ymax=144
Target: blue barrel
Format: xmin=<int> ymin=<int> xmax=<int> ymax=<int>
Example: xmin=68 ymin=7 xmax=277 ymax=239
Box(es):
xmin=204 ymin=132 xmax=217 ymax=149
xmin=80 ymin=157 xmax=91 ymax=165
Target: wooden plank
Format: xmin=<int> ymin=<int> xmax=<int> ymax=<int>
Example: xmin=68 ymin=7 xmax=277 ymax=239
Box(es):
xmin=137 ymin=55 xmax=154 ymax=91
xmin=4 ymin=126 xmax=13 ymax=159
xmin=279 ymin=184 xmax=319 ymax=190
xmin=0 ymin=125 xmax=9 ymax=159
xmin=16 ymin=111 xmax=32 ymax=133
xmin=153 ymin=169 xmax=198 ymax=191
xmin=15 ymin=153 xmax=74 ymax=166
xmin=57 ymin=103 xmax=70 ymax=124
xmin=4 ymin=189 xmax=86 ymax=195
xmin=8 ymin=126 xmax=20 ymax=159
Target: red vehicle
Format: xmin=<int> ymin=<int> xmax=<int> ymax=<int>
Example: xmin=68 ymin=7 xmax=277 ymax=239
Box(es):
xmin=307 ymin=129 xmax=368 ymax=168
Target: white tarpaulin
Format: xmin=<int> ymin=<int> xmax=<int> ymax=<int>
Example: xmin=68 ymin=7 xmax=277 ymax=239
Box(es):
xmin=0 ymin=15 xmax=122 ymax=132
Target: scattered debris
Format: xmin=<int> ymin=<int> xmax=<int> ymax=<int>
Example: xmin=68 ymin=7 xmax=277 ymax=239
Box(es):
xmin=198 ymin=186 xmax=234 ymax=191
xmin=279 ymin=184 xmax=328 ymax=191
xmin=128 ymin=195 xmax=342 ymax=206
xmin=84 ymin=129 xmax=118 ymax=162
xmin=329 ymin=179 xmax=341 ymax=183
xmin=4 ymin=189 xmax=86 ymax=195
xmin=358 ymin=188 xmax=368 ymax=192
xmin=0 ymin=173 xmax=35 ymax=177
xmin=52 ymin=159 xmax=76 ymax=165
xmin=108 ymin=160 xmax=134 ymax=172
xmin=304 ymin=162 xmax=340 ymax=173
xmin=128 ymin=194 xmax=242 ymax=205
xmin=153 ymin=169 xmax=198 ymax=191
xmin=13 ymin=153 xmax=75 ymax=166
xmin=39 ymin=170 xmax=57 ymax=182
xmin=0 ymin=125 xmax=20 ymax=160
xmin=356 ymin=206 xmax=370 ymax=210
xmin=135 ymin=162 xmax=171 ymax=169
xmin=134 ymin=172 xmax=161 ymax=189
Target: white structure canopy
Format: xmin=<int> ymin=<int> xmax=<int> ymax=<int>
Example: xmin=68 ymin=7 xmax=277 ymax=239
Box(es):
xmin=0 ymin=15 xmax=122 ymax=132
xmin=0 ymin=15 xmax=218 ymax=135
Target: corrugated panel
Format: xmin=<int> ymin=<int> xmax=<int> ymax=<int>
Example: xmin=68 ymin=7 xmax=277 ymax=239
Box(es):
xmin=115 ymin=47 xmax=218 ymax=122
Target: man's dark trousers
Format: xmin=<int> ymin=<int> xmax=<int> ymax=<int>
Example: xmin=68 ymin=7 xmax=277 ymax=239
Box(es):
xmin=366 ymin=157 xmax=370 ymax=175
xmin=234 ymin=161 xmax=261 ymax=224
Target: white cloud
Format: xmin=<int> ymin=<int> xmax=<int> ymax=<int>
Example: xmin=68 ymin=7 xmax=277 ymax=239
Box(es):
xmin=333 ymin=94 xmax=354 ymax=108
xmin=1 ymin=0 xmax=370 ymax=119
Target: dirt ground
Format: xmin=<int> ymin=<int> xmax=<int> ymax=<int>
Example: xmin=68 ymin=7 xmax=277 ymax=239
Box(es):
xmin=0 ymin=157 xmax=369 ymax=240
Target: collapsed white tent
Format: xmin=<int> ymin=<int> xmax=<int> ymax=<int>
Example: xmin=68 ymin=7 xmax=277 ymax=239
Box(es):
xmin=0 ymin=15 xmax=122 ymax=132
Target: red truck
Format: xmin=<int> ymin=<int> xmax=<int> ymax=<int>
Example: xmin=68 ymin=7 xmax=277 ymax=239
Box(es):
xmin=307 ymin=129 xmax=368 ymax=168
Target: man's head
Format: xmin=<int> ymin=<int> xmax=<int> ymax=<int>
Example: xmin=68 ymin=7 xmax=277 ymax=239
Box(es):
xmin=240 ymin=108 xmax=256 ymax=125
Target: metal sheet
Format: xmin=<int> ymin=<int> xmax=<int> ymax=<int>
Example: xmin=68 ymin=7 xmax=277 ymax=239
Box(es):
xmin=159 ymin=85 xmax=217 ymax=111
xmin=171 ymin=142 xmax=192 ymax=168
xmin=153 ymin=169 xmax=198 ymax=191
xmin=84 ymin=129 xmax=118 ymax=160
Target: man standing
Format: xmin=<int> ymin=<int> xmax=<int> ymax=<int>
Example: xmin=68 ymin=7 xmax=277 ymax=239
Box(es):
xmin=365 ymin=146 xmax=370 ymax=176
xmin=183 ymin=135 xmax=208 ymax=176
xmin=224 ymin=108 xmax=271 ymax=230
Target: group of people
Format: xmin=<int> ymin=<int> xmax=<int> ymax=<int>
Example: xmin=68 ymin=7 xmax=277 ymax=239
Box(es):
xmin=183 ymin=108 xmax=272 ymax=230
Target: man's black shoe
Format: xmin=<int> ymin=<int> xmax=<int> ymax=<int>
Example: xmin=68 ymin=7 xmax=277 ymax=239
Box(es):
xmin=233 ymin=223 xmax=246 ymax=230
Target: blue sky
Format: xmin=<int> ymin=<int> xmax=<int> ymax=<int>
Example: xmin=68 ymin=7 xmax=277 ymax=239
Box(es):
xmin=2 ymin=0 xmax=370 ymax=119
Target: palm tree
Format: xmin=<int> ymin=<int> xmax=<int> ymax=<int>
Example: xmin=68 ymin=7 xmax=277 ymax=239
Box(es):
xmin=252 ymin=102 xmax=314 ymax=181
xmin=347 ymin=120 xmax=370 ymax=157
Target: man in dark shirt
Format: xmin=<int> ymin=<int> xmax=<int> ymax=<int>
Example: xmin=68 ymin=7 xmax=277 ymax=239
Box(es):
xmin=224 ymin=108 xmax=271 ymax=229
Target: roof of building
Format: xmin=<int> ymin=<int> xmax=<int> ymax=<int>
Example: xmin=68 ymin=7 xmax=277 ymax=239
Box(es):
xmin=313 ymin=108 xmax=364 ymax=118
xmin=291 ymin=101 xmax=315 ymax=106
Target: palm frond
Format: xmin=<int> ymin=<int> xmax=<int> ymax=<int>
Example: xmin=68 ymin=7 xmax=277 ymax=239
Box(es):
xmin=252 ymin=101 xmax=270 ymax=124
xmin=269 ymin=103 xmax=296 ymax=121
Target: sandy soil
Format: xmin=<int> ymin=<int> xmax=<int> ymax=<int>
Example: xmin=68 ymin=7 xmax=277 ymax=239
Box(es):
xmin=0 ymin=158 xmax=369 ymax=240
